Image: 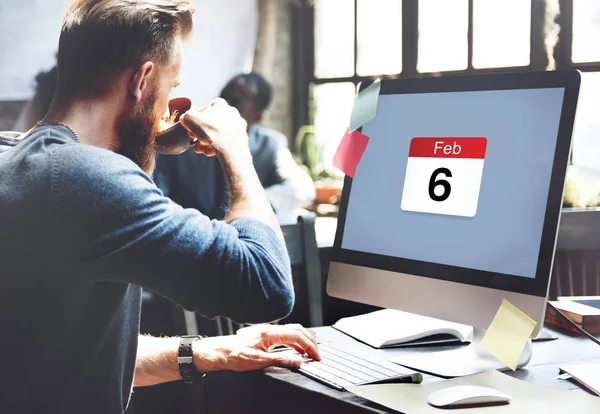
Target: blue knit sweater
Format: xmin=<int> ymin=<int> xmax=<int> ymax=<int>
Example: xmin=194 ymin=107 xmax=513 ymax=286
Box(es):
xmin=0 ymin=125 xmax=293 ymax=413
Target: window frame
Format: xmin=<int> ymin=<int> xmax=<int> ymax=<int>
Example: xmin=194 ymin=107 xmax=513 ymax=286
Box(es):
xmin=305 ymin=0 xmax=600 ymax=88
xmin=297 ymin=0 xmax=600 ymax=163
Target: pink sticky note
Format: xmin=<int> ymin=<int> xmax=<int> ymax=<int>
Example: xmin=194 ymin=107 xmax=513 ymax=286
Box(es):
xmin=332 ymin=129 xmax=370 ymax=178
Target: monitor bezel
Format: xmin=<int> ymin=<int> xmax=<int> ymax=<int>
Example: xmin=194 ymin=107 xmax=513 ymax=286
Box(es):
xmin=332 ymin=70 xmax=581 ymax=298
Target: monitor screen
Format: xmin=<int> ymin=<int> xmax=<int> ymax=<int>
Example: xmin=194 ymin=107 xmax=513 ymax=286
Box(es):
xmin=329 ymin=71 xmax=580 ymax=332
xmin=341 ymin=87 xmax=566 ymax=280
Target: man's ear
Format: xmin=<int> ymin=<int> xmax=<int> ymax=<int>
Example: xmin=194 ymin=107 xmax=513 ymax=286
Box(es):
xmin=129 ymin=61 xmax=154 ymax=102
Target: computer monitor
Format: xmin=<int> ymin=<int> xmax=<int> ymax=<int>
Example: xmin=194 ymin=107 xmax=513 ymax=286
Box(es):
xmin=327 ymin=70 xmax=580 ymax=338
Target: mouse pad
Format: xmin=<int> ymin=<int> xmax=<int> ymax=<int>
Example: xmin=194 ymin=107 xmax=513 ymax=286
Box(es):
xmin=347 ymin=370 xmax=600 ymax=413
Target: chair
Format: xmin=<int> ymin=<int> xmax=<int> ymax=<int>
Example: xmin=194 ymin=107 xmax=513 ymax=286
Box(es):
xmin=281 ymin=212 xmax=324 ymax=327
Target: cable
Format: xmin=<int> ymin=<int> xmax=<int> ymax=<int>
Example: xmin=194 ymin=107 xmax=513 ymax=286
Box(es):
xmin=546 ymin=301 xmax=600 ymax=347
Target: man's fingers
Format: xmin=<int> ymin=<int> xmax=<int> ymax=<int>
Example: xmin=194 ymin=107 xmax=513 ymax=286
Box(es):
xmin=180 ymin=111 xmax=209 ymax=138
xmin=277 ymin=325 xmax=319 ymax=358
xmin=263 ymin=351 xmax=303 ymax=369
xmin=286 ymin=323 xmax=318 ymax=346
xmin=288 ymin=331 xmax=320 ymax=361
xmin=263 ymin=330 xmax=320 ymax=362
xmin=203 ymin=148 xmax=217 ymax=157
xmin=193 ymin=146 xmax=217 ymax=157
xmin=238 ymin=324 xmax=321 ymax=361
xmin=193 ymin=137 xmax=216 ymax=156
xmin=230 ymin=348 xmax=303 ymax=372
xmin=210 ymin=97 xmax=228 ymax=107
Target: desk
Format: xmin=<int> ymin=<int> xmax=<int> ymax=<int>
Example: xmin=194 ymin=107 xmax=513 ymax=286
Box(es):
xmin=203 ymin=326 xmax=600 ymax=414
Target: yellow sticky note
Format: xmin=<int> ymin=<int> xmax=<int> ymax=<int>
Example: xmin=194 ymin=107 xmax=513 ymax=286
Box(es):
xmin=480 ymin=299 xmax=537 ymax=371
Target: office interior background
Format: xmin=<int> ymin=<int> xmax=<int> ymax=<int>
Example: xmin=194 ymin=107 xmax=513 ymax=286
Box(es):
xmin=1 ymin=0 xmax=599 ymax=318
xmin=2 ymin=0 xmax=599 ymax=203
xmin=1 ymin=0 xmax=599 ymax=319
xmin=1 ymin=0 xmax=600 ymax=412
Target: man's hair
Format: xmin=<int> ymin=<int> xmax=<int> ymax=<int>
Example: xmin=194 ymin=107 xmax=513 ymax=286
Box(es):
xmin=240 ymin=72 xmax=273 ymax=112
xmin=57 ymin=0 xmax=194 ymax=99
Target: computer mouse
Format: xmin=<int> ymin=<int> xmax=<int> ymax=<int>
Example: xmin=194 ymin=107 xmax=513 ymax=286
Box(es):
xmin=428 ymin=385 xmax=511 ymax=408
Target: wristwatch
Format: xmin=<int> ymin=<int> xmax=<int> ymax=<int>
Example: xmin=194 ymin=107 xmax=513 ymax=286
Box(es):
xmin=178 ymin=335 xmax=206 ymax=384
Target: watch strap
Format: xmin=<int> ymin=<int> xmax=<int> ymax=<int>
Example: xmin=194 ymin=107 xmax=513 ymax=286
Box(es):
xmin=178 ymin=335 xmax=206 ymax=384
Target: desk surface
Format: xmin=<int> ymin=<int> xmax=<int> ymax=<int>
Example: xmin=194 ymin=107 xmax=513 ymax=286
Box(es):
xmin=204 ymin=326 xmax=600 ymax=414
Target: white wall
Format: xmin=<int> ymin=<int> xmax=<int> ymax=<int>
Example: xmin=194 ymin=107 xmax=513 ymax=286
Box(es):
xmin=0 ymin=0 xmax=257 ymax=104
xmin=179 ymin=0 xmax=257 ymax=106
xmin=0 ymin=0 xmax=68 ymax=100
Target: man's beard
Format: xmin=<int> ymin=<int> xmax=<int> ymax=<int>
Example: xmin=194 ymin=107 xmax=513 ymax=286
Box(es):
xmin=116 ymin=91 xmax=159 ymax=175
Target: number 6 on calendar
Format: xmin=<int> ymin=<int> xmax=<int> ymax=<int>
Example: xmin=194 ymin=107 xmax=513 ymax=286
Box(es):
xmin=401 ymin=137 xmax=487 ymax=218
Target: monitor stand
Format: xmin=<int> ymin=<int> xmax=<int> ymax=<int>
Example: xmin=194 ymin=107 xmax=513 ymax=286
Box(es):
xmin=390 ymin=328 xmax=533 ymax=378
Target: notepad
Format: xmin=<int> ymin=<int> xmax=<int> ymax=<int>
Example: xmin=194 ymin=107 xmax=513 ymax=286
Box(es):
xmin=547 ymin=299 xmax=600 ymax=334
xmin=560 ymin=361 xmax=600 ymax=396
xmin=332 ymin=309 xmax=473 ymax=348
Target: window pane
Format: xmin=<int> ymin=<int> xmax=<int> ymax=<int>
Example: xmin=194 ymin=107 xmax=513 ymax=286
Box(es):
xmin=572 ymin=0 xmax=600 ymax=63
xmin=315 ymin=0 xmax=355 ymax=78
xmin=473 ymin=0 xmax=530 ymax=69
xmin=571 ymin=72 xmax=600 ymax=172
xmin=312 ymin=82 xmax=356 ymax=176
xmin=357 ymin=0 xmax=402 ymax=76
xmin=418 ymin=0 xmax=468 ymax=73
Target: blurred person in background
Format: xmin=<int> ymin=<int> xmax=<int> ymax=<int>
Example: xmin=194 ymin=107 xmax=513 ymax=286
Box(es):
xmin=154 ymin=72 xmax=315 ymax=223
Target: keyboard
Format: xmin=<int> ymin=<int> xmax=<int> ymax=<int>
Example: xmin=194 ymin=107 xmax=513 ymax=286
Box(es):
xmin=298 ymin=342 xmax=423 ymax=391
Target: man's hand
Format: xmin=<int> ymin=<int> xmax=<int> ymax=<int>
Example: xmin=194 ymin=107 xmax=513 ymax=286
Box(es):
xmin=180 ymin=98 xmax=249 ymax=159
xmin=179 ymin=98 xmax=283 ymax=236
xmin=193 ymin=324 xmax=321 ymax=373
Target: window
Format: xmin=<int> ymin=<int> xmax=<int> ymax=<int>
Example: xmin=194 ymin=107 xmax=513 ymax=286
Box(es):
xmin=572 ymin=0 xmax=600 ymax=63
xmin=357 ymin=0 xmax=403 ymax=76
xmin=571 ymin=73 xmax=600 ymax=171
xmin=307 ymin=0 xmax=599 ymax=178
xmin=311 ymin=83 xmax=356 ymax=173
xmin=418 ymin=0 xmax=468 ymax=73
xmin=472 ymin=0 xmax=531 ymax=69
xmin=314 ymin=0 xmax=354 ymax=78
xmin=569 ymin=1 xmax=600 ymax=170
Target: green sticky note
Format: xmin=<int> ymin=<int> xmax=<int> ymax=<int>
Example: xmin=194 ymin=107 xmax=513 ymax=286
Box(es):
xmin=480 ymin=299 xmax=537 ymax=371
xmin=349 ymin=79 xmax=381 ymax=132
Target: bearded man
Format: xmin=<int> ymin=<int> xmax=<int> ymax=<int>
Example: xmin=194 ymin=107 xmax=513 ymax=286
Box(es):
xmin=0 ymin=1 xmax=318 ymax=413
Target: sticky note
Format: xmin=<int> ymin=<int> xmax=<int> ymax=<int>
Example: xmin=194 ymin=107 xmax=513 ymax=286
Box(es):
xmin=332 ymin=129 xmax=370 ymax=178
xmin=480 ymin=299 xmax=537 ymax=370
xmin=349 ymin=79 xmax=381 ymax=132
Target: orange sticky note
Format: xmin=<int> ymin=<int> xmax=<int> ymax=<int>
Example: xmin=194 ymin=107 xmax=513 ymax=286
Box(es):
xmin=332 ymin=129 xmax=369 ymax=178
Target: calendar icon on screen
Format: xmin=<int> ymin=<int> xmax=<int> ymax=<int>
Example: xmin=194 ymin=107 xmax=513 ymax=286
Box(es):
xmin=401 ymin=137 xmax=487 ymax=218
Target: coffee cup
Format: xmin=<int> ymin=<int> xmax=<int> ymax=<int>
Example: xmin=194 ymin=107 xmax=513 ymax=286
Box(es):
xmin=155 ymin=96 xmax=196 ymax=155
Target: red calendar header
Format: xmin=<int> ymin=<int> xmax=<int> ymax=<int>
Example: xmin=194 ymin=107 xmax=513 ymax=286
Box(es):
xmin=408 ymin=137 xmax=487 ymax=159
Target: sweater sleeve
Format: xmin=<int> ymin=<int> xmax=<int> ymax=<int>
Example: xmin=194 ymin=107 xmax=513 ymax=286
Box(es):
xmin=50 ymin=145 xmax=294 ymax=323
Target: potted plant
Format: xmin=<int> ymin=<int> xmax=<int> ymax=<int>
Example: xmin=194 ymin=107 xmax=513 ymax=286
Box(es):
xmin=294 ymin=125 xmax=343 ymax=206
